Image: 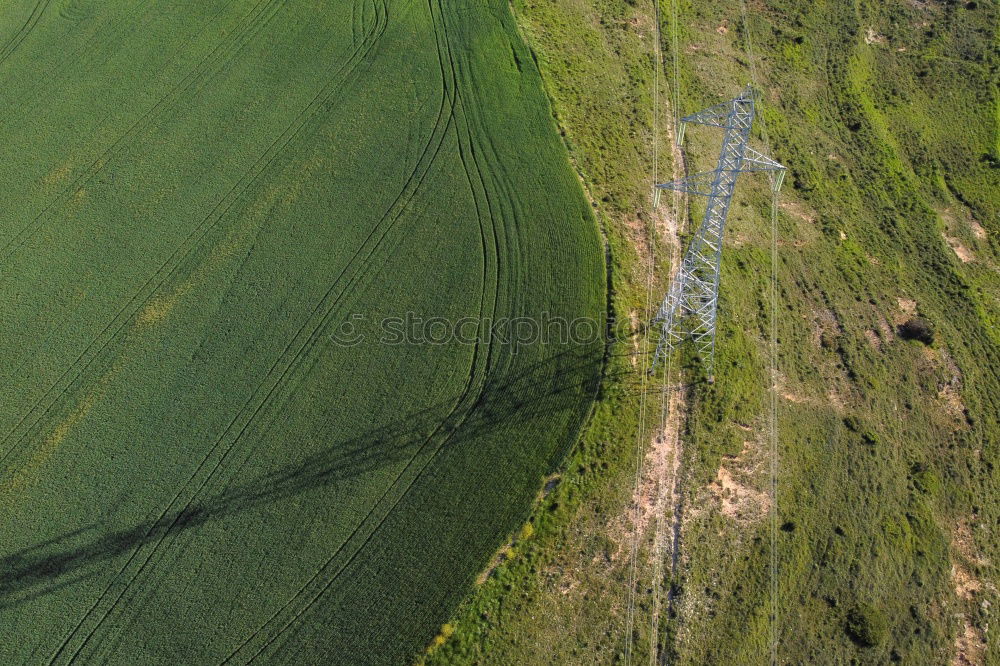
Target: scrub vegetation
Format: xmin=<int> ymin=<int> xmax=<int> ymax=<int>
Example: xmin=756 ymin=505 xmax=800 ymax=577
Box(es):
xmin=429 ymin=0 xmax=1000 ymax=664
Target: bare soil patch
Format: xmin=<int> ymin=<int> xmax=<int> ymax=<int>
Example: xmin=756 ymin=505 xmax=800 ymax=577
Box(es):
xmin=864 ymin=27 xmax=888 ymax=45
xmin=944 ymin=234 xmax=975 ymax=263
xmin=710 ymin=465 xmax=770 ymax=522
xmin=970 ymin=219 xmax=987 ymax=240
xmin=949 ymin=517 xmax=993 ymax=665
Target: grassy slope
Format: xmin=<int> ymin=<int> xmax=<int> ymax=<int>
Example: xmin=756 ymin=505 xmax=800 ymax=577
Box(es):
xmin=431 ymin=0 xmax=1000 ymax=664
xmin=427 ymin=1 xmax=675 ymax=662
xmin=0 ymin=1 xmax=602 ymax=664
xmin=679 ymin=2 xmax=999 ymax=663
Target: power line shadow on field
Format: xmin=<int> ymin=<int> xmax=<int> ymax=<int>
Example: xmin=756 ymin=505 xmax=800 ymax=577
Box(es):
xmin=0 ymin=344 xmax=603 ymax=610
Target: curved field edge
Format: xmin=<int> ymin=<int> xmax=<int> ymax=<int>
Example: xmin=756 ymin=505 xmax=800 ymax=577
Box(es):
xmin=0 ymin=1 xmax=603 ymax=664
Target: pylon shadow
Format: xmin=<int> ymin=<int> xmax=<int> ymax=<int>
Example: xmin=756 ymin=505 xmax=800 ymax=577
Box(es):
xmin=0 ymin=343 xmax=604 ymax=609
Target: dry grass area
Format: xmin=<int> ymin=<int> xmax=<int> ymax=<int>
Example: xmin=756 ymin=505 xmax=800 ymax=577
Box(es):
xmin=775 ymin=370 xmax=847 ymax=411
xmin=624 ymin=412 xmax=684 ymax=544
xmin=710 ymin=459 xmax=770 ymax=522
xmin=953 ymin=623 xmax=986 ymax=666
xmin=864 ymin=26 xmax=888 ymax=45
xmin=949 ymin=517 xmax=994 ymax=666
xmin=969 ymin=219 xmax=987 ymax=241
xmin=864 ymin=328 xmax=882 ymax=350
xmin=625 ymin=213 xmax=656 ymax=272
xmin=939 ymin=206 xmax=984 ymax=264
xmin=806 ymin=305 xmax=841 ymax=349
xmin=915 ymin=346 xmax=969 ymax=428
xmin=938 ymin=383 xmax=967 ymax=424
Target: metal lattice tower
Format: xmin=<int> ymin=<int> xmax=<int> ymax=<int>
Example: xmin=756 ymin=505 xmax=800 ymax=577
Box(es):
xmin=651 ymin=86 xmax=786 ymax=381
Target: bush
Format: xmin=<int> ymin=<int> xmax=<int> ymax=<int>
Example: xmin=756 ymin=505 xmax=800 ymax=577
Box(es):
xmin=912 ymin=470 xmax=941 ymax=495
xmin=898 ymin=317 xmax=935 ymax=345
xmin=426 ymin=624 xmax=456 ymax=655
xmin=846 ymin=604 xmax=889 ymax=647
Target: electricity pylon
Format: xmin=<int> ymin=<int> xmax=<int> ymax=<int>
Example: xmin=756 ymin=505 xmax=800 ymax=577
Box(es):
xmin=651 ymin=85 xmax=786 ymax=382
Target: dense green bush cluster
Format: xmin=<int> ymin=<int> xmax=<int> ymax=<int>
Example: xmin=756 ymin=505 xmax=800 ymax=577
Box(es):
xmin=898 ymin=317 xmax=935 ymax=344
xmin=846 ymin=604 xmax=889 ymax=648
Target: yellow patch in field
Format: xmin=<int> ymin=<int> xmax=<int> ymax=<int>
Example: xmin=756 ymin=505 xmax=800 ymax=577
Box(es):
xmin=135 ymin=278 xmax=198 ymax=330
xmin=0 ymin=369 xmax=107 ymax=499
xmin=136 ymin=298 xmax=171 ymax=327
xmin=136 ymin=294 xmax=178 ymax=328
xmin=1 ymin=165 xmax=294 ymax=504
xmin=42 ymin=162 xmax=72 ymax=186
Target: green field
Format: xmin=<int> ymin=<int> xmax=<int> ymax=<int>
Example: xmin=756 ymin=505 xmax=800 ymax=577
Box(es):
xmin=0 ymin=1 xmax=604 ymax=663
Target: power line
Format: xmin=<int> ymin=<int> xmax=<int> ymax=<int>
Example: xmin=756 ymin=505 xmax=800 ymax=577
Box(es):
xmin=623 ymin=0 xmax=664 ymax=659
xmin=768 ymin=187 xmax=780 ymax=666
xmin=648 ymin=6 xmax=786 ymax=663
xmin=736 ymin=2 xmax=782 ymax=661
xmin=648 ymin=1 xmax=669 ymax=661
xmin=637 ymin=2 xmax=786 ymax=663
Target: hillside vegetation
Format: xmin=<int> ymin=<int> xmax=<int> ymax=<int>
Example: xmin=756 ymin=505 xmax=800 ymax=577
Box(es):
xmin=0 ymin=1 xmax=603 ymax=663
xmin=429 ymin=0 xmax=1000 ymax=664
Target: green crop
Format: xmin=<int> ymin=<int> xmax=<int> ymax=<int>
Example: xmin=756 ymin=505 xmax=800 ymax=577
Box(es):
xmin=0 ymin=1 xmax=603 ymax=663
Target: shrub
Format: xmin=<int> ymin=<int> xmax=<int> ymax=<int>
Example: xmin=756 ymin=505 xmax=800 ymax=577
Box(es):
xmin=846 ymin=604 xmax=889 ymax=647
xmin=912 ymin=470 xmax=941 ymax=495
xmin=426 ymin=624 xmax=456 ymax=655
xmin=898 ymin=317 xmax=935 ymax=345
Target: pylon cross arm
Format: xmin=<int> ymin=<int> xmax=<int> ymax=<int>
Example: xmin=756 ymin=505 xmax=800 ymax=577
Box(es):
xmin=739 ymin=146 xmax=786 ymax=172
xmin=655 ymin=170 xmax=718 ymax=196
xmin=680 ymin=99 xmax=741 ymax=128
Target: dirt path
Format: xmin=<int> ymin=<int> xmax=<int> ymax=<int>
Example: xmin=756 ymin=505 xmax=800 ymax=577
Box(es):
xmin=644 ymin=89 xmax=688 ymax=662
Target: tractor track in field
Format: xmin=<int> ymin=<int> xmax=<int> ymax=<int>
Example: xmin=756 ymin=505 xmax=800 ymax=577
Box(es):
xmin=0 ymin=1 xmax=159 ymax=122
xmin=0 ymin=0 xmax=606 ymax=661
xmin=0 ymin=0 xmax=53 ymax=67
xmin=221 ymin=4 xmax=481 ymax=661
xmin=224 ymin=4 xmax=523 ymax=661
xmin=0 ymin=0 xmax=285 ymax=260
xmin=274 ymin=35 xmax=521 ymax=666
xmin=0 ymin=0 xmax=287 ymax=267
xmin=0 ymin=0 xmax=281 ymax=461
xmin=57 ymin=0 xmax=94 ymax=23
xmin=48 ymin=5 xmax=393 ymax=659
xmin=43 ymin=3 xmax=509 ymax=662
xmin=0 ymin=0 xmax=304 ymax=133
xmin=1 ymin=0 xmax=393 ymax=463
xmin=0 ymin=0 xmax=384 ymax=471
xmin=0 ymin=0 xmax=230 ymax=154
xmin=447 ymin=10 xmax=509 ymax=393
